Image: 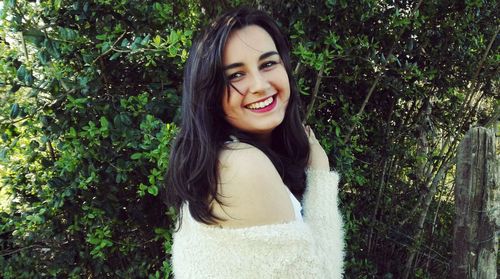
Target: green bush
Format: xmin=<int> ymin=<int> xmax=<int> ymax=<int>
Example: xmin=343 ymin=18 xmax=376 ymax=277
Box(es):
xmin=0 ymin=0 xmax=497 ymax=278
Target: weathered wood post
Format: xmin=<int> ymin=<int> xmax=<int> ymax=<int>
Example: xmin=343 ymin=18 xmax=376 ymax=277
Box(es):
xmin=453 ymin=127 xmax=499 ymax=279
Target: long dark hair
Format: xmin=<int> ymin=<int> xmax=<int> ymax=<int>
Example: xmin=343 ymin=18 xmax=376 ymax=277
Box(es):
xmin=164 ymin=7 xmax=310 ymax=228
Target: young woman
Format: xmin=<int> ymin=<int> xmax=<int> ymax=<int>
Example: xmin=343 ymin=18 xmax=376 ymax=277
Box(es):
xmin=164 ymin=7 xmax=344 ymax=278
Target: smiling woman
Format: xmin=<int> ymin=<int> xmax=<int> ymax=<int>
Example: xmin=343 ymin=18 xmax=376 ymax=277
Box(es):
xmin=222 ymin=25 xmax=290 ymax=141
xmin=164 ymin=7 xmax=344 ymax=278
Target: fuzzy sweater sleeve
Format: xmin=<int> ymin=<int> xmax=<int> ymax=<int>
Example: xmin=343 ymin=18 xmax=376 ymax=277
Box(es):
xmin=302 ymin=169 xmax=345 ymax=278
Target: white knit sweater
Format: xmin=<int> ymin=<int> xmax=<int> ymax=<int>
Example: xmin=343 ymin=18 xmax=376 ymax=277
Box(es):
xmin=171 ymin=170 xmax=345 ymax=278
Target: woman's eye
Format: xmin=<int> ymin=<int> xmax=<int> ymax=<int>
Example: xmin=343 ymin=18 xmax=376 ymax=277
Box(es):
xmin=228 ymin=72 xmax=244 ymax=80
xmin=261 ymin=60 xmax=278 ymax=69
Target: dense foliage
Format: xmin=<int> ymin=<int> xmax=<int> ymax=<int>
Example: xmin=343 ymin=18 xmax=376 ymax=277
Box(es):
xmin=0 ymin=0 xmax=498 ymax=278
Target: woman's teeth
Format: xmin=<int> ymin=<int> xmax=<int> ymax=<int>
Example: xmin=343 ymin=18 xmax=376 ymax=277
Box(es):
xmin=246 ymin=96 xmax=273 ymax=110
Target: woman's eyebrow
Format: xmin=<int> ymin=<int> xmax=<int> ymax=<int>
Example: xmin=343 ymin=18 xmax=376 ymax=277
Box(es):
xmin=223 ymin=51 xmax=279 ymax=71
xmin=258 ymin=51 xmax=279 ymax=61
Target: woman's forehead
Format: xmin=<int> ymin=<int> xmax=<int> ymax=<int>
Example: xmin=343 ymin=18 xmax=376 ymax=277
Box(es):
xmin=223 ymin=25 xmax=278 ymax=63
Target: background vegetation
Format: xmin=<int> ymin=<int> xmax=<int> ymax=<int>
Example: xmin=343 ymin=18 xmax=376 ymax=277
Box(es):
xmin=0 ymin=0 xmax=498 ymax=278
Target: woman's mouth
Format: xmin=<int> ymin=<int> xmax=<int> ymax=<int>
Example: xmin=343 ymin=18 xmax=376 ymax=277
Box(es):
xmin=244 ymin=95 xmax=277 ymax=113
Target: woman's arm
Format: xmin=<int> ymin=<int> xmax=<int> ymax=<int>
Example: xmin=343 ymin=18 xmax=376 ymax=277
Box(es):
xmin=302 ymin=126 xmax=345 ymax=277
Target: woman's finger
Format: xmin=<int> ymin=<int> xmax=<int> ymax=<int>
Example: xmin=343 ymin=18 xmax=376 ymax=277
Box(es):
xmin=303 ymin=124 xmax=311 ymax=137
xmin=305 ymin=125 xmax=319 ymax=144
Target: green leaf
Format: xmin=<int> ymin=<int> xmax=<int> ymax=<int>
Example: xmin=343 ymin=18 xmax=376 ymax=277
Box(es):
xmin=59 ymin=27 xmax=77 ymax=40
xmin=82 ymin=54 xmax=94 ymax=64
xmin=153 ymin=35 xmax=162 ymax=45
xmin=0 ymin=147 xmax=7 ymax=160
xmin=10 ymin=103 xmax=19 ymax=119
xmin=381 ymin=53 xmax=386 ymax=64
xmin=133 ymin=36 xmax=142 ymax=45
xmin=109 ymin=52 xmax=121 ymax=61
xmin=23 ymin=28 xmax=45 ymax=46
xmin=38 ymin=50 xmax=50 ymax=65
xmin=116 ymin=173 xmax=124 ymax=183
xmin=99 ymin=116 xmax=109 ymax=129
xmin=141 ymin=34 xmax=151 ymax=45
xmin=16 ymin=65 xmax=27 ymax=82
xmin=83 ymin=1 xmax=89 ymax=12
xmin=131 ymin=153 xmax=142 ymax=160
xmin=147 ymin=185 xmax=158 ymax=196
xmin=54 ymin=0 xmax=62 ymax=10
xmin=168 ymin=31 xmax=179 ymax=44
xmin=119 ymin=114 xmax=132 ymax=125
xmin=60 ymin=79 xmax=74 ymax=91
xmin=44 ymin=39 xmax=61 ymax=58
xmin=101 ymin=42 xmax=111 ymax=52
xmin=168 ymin=46 xmax=177 ymax=57
xmin=120 ymin=38 xmax=130 ymax=47
xmin=96 ymin=34 xmax=107 ymax=40
xmin=25 ymin=73 xmax=34 ymax=86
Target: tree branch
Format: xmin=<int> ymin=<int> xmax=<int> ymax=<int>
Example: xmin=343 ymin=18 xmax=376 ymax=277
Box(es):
xmin=47 ymin=140 xmax=56 ymax=162
xmin=92 ymin=31 xmax=127 ymax=64
xmin=305 ymin=63 xmax=325 ymax=121
xmin=0 ymin=244 xmax=46 ymax=257
xmin=456 ymin=25 xmax=499 ymax=127
xmin=20 ymin=31 xmax=29 ymax=64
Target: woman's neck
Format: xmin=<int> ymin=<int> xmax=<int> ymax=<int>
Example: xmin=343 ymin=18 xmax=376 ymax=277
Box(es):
xmin=229 ymin=130 xmax=272 ymax=146
xmin=254 ymin=133 xmax=271 ymax=146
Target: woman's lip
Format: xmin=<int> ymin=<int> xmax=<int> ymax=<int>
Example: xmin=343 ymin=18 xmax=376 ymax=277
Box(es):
xmin=243 ymin=94 xmax=277 ymax=107
xmin=245 ymin=95 xmax=277 ymax=113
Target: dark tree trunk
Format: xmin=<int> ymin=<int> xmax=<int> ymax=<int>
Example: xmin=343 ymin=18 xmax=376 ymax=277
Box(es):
xmin=453 ymin=127 xmax=499 ymax=279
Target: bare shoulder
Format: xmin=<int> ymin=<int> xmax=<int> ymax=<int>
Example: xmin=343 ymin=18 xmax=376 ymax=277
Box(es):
xmin=218 ymin=142 xmax=269 ymax=168
xmin=211 ymin=142 xmax=295 ymax=228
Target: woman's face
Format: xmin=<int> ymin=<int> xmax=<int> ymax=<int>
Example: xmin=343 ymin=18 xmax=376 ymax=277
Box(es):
xmin=221 ymin=25 xmax=290 ymax=139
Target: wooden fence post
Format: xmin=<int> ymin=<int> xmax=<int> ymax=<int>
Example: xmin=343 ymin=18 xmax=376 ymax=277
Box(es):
xmin=453 ymin=127 xmax=499 ymax=279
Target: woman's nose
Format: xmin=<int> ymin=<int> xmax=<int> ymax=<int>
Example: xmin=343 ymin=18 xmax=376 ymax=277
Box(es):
xmin=248 ymin=71 xmax=271 ymax=95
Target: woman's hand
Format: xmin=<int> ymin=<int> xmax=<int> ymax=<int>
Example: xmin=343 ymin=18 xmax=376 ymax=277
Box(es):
xmin=304 ymin=125 xmax=330 ymax=171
